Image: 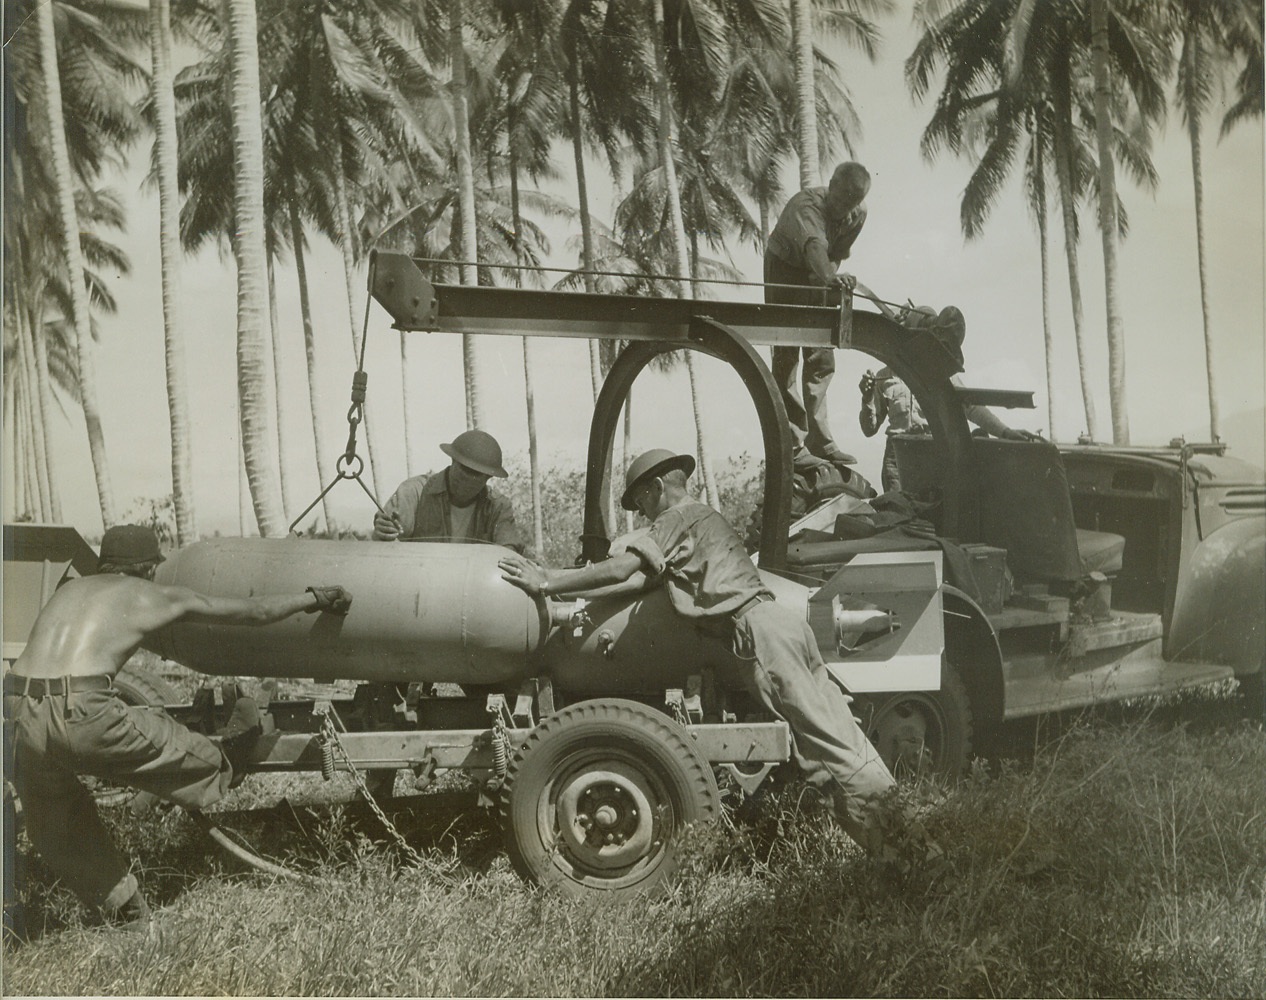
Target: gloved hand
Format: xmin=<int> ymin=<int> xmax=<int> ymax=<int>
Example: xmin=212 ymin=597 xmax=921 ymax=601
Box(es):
xmin=306 ymin=586 xmax=352 ymax=614
xmin=829 ymin=272 xmax=858 ymax=293
xmin=858 ymin=370 xmax=877 ymax=395
xmin=372 ymin=511 xmax=402 ymax=541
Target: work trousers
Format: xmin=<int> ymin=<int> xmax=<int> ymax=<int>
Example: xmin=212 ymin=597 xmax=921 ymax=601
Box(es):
xmin=764 ymin=255 xmax=840 ymax=462
xmin=4 ymin=683 xmax=230 ymax=910
xmin=729 ymin=601 xmax=895 ymax=848
xmin=880 ymin=437 xmax=902 ymax=494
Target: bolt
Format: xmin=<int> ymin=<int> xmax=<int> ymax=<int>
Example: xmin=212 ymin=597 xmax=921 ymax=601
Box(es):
xmin=604 ymin=833 xmax=615 ymax=844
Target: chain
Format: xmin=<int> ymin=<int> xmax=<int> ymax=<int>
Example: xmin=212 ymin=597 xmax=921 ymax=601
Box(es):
xmin=318 ymin=712 xmax=457 ymax=884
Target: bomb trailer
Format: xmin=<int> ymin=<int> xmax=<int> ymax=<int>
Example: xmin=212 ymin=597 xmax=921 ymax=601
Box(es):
xmin=7 ymin=252 xmax=1263 ymax=899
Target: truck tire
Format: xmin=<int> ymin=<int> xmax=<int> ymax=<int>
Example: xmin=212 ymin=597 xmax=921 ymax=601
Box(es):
xmin=855 ymin=658 xmax=972 ymax=780
xmin=500 ymin=699 xmax=721 ymax=898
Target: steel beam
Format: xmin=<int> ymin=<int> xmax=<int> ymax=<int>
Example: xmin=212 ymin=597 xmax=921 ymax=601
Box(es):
xmin=243 ymin=721 xmax=791 ymax=771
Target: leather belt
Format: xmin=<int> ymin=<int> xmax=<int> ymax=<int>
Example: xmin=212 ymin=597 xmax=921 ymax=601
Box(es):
xmin=731 ymin=592 xmax=772 ymax=622
xmin=3 ymin=674 xmax=114 ymax=697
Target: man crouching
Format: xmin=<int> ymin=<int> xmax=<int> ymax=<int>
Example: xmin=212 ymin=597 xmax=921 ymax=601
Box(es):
xmin=3 ymin=525 xmax=350 ymax=928
xmin=500 ymin=450 xmax=937 ymax=862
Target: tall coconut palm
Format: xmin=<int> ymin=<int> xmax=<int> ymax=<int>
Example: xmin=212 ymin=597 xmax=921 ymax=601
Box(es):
xmin=1161 ymin=0 xmax=1263 ymax=440
xmin=224 ymin=0 xmax=285 ymax=536
xmin=149 ymin=0 xmax=197 ymax=543
xmin=791 ymin=0 xmax=819 ymax=187
xmin=35 ymin=0 xmax=120 ymax=527
xmin=910 ymin=0 xmax=1165 ymax=442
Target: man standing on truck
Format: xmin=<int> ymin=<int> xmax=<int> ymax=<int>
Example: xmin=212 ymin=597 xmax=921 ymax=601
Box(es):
xmin=860 ymin=304 xmax=1041 ymax=491
xmin=499 ymin=450 xmax=937 ymax=863
xmin=372 ymin=428 xmax=525 ymax=553
xmin=765 ymin=161 xmax=870 ymax=471
xmin=2 ymin=524 xmax=351 ymax=929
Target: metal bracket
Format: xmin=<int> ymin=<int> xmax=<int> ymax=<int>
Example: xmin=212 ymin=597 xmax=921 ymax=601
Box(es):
xmin=717 ymin=762 xmax=779 ymax=797
xmin=369 ymin=250 xmax=438 ymax=329
xmin=665 ymin=680 xmax=704 ymax=726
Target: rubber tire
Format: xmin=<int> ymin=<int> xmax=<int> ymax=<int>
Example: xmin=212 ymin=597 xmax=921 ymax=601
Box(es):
xmin=113 ymin=664 xmax=181 ymax=708
xmin=500 ymin=699 xmax=720 ymax=899
xmin=856 ymin=658 xmax=973 ymax=780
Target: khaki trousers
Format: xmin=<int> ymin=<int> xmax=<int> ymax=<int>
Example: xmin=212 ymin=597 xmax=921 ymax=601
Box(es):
xmin=4 ymin=684 xmax=230 ymax=909
xmin=730 ymin=601 xmax=896 ymax=847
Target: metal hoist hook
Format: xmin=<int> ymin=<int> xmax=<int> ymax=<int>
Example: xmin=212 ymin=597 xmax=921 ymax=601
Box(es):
xmin=288 ymin=257 xmax=392 ymax=535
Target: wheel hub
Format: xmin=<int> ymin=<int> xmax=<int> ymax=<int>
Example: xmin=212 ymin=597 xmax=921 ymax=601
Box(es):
xmin=554 ymin=765 xmax=658 ymax=871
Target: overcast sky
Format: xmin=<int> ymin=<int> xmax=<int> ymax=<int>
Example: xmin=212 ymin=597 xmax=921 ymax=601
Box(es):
xmin=9 ymin=10 xmax=1264 ymax=538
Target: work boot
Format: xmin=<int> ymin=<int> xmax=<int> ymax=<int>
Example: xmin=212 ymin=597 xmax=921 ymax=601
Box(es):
xmin=218 ymin=696 xmax=263 ymax=785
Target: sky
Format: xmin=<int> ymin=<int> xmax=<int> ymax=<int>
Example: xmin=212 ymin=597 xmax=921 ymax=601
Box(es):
xmin=6 ymin=9 xmax=1265 ymax=540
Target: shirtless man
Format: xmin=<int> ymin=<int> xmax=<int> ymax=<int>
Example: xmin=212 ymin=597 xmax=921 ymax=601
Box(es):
xmin=2 ymin=524 xmax=350 ymax=927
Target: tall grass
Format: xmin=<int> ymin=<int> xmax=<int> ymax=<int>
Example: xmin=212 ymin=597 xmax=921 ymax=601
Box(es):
xmin=5 ymin=716 xmax=1263 ymax=997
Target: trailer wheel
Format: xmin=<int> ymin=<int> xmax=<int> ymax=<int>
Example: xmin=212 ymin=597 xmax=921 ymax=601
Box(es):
xmin=112 ymin=663 xmax=181 ymax=708
xmin=857 ymin=659 xmax=972 ymax=780
xmin=500 ymin=699 xmax=720 ymax=898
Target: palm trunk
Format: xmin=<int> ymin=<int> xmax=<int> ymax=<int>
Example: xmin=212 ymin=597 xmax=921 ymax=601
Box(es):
xmin=17 ymin=381 xmax=36 ymax=520
xmin=4 ymin=364 xmax=17 ymax=520
xmin=15 ymin=329 xmax=51 ymax=520
xmin=289 ymin=205 xmax=336 ymax=533
xmin=151 ymin=0 xmax=196 ymax=544
xmin=1184 ymin=39 xmax=1218 ymax=440
xmin=267 ymin=253 xmax=294 ymax=519
xmin=790 ymin=0 xmax=819 ymax=188
xmin=508 ymin=140 xmax=545 ymax=555
xmin=36 ymin=0 xmax=115 ymax=526
xmin=688 ymin=236 xmax=720 ymax=509
xmin=1052 ymin=86 xmax=1099 ymax=441
xmin=1032 ymin=130 xmax=1057 ymax=441
xmin=333 ymin=158 xmax=383 ymax=496
xmin=569 ymin=42 xmax=603 ymax=399
xmin=226 ymin=0 xmax=285 ymax=537
xmin=623 ymin=396 xmax=634 ymax=532
xmin=451 ymin=0 xmax=483 ymax=428
xmin=1090 ymin=0 xmax=1128 ymax=444
xmin=653 ymin=0 xmax=718 ymax=510
xmin=27 ymin=306 xmax=62 ymax=520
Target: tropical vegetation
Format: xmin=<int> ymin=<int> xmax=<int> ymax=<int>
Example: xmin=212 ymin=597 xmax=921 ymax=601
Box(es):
xmin=2 ymin=0 xmax=1261 ymax=531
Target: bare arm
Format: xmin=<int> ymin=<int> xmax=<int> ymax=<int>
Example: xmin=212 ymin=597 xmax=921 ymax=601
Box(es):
xmin=499 ymin=552 xmax=644 ymax=597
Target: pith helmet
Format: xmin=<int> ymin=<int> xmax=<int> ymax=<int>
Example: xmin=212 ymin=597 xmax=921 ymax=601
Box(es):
xmin=621 ymin=449 xmax=696 ymax=511
xmin=98 ymin=524 xmax=164 ymax=569
xmin=441 ymin=429 xmax=508 ymax=478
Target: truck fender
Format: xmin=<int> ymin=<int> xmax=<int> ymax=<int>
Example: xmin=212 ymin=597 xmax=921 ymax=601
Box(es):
xmin=940 ymin=584 xmax=1005 ymax=725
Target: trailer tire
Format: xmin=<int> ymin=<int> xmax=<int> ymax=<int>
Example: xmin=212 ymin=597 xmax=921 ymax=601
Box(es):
xmin=856 ymin=658 xmax=972 ymax=780
xmin=112 ymin=664 xmax=181 ymax=709
xmin=500 ymin=699 xmax=720 ymax=898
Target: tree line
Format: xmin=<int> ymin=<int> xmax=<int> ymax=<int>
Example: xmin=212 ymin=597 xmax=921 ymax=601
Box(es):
xmin=4 ymin=0 xmax=1261 ymax=543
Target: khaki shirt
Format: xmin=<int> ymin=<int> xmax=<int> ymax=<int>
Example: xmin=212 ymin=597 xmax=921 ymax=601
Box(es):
xmin=766 ymin=187 xmax=867 ymax=285
xmin=381 ymin=470 xmax=524 ymax=552
xmin=626 ymin=500 xmax=771 ymax=621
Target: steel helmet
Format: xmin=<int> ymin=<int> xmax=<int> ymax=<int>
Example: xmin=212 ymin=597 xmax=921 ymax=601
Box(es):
xmin=441 ymin=429 xmax=508 ymax=478
xmin=98 ymin=524 xmax=164 ymax=569
xmin=931 ymin=306 xmax=966 ymax=370
xmin=621 ymin=449 xmax=696 ymax=510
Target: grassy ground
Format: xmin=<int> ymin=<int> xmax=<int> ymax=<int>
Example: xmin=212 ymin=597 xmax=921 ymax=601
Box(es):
xmin=4 ymin=700 xmax=1264 ymax=997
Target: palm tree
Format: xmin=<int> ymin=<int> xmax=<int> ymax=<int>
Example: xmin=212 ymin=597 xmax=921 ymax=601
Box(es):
xmin=791 ymin=0 xmax=819 ymax=187
xmin=1161 ymin=0 xmax=1263 ymax=440
xmin=225 ymin=0 xmax=285 ymax=536
xmin=910 ymin=0 xmax=1166 ymax=442
xmin=149 ymin=0 xmax=197 ymax=543
xmin=35 ymin=0 xmax=124 ymax=527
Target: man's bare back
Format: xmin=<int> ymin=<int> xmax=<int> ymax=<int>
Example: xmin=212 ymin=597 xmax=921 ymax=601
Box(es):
xmin=13 ymin=575 xmax=348 ymax=681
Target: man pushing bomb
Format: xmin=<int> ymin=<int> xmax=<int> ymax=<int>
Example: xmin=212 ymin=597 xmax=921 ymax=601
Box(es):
xmin=2 ymin=524 xmax=351 ymax=929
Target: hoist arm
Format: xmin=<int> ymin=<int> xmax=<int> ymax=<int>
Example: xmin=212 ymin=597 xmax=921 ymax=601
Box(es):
xmin=368 ymin=250 xmax=851 ymax=350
